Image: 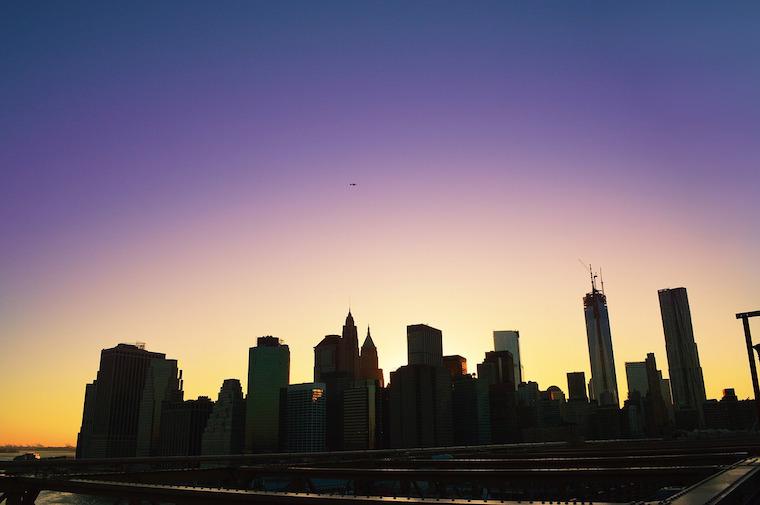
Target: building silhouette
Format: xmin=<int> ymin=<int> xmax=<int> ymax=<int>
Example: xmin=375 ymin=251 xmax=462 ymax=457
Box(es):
xmin=477 ymin=350 xmax=517 ymax=443
xmin=493 ymin=330 xmax=522 ymax=388
xmin=245 ymin=336 xmax=289 ymax=453
xmin=359 ymin=327 xmax=384 ymax=386
xmin=158 ymin=396 xmax=214 ymax=456
xmin=314 ymin=334 xmax=341 ymax=382
xmin=201 ymin=379 xmax=245 ymax=455
xmin=625 ymin=361 xmax=649 ymax=400
xmin=340 ymin=311 xmax=360 ymax=377
xmin=442 ymin=355 xmax=467 ymax=379
xmin=388 ymin=364 xmax=453 ymax=448
xmin=76 ymin=343 xmax=169 ymax=459
xmin=407 ymin=324 xmax=443 ymax=367
xmin=567 ymin=372 xmax=588 ymax=402
xmin=313 ymin=312 xmax=367 ymax=451
xmin=565 ymin=372 xmax=591 ymax=437
xmin=136 ymin=359 xmax=183 ymax=456
xmin=280 ymin=383 xmax=327 ymax=452
xmin=658 ymin=287 xmax=707 ymax=428
xmin=343 ymin=379 xmax=382 ymax=450
xmin=583 ymin=272 xmax=620 ymax=406
xmin=451 ymin=373 xmax=491 ymax=445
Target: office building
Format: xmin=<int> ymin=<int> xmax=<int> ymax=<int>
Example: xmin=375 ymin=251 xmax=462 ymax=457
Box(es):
xmin=314 ymin=334 xmax=341 ymax=382
xmin=388 ymin=364 xmax=452 ymax=448
xmin=658 ymin=287 xmax=707 ymax=428
xmin=583 ymin=273 xmax=620 ymax=406
xmin=625 ymin=361 xmax=649 ymax=400
xmin=245 ymin=336 xmax=290 ymax=453
xmin=201 ymin=379 xmax=245 ymax=455
xmin=359 ymin=327 xmax=384 ymax=386
xmin=407 ymin=324 xmax=443 ymax=367
xmin=493 ymin=330 xmax=523 ymax=387
xmin=136 ymin=358 xmax=183 ymax=456
xmin=280 ymin=383 xmax=327 ymax=452
xmin=158 ymin=396 xmax=214 ymax=456
xmin=478 ymin=350 xmax=518 ymax=443
xmin=451 ymin=374 xmax=491 ymax=446
xmin=567 ymin=372 xmax=588 ymax=402
xmin=76 ymin=343 xmax=168 ymax=459
xmin=340 ymin=311 xmax=360 ymax=377
xmin=442 ymin=355 xmax=467 ymax=379
xmin=343 ymin=379 xmax=380 ymax=450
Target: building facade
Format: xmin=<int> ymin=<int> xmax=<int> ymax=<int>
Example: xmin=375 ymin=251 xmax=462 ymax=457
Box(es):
xmin=658 ymin=287 xmax=707 ymax=428
xmin=201 ymin=379 xmax=246 ymax=455
xmin=583 ymin=282 xmax=620 ymax=407
xmin=407 ymin=324 xmax=443 ymax=367
xmin=280 ymin=383 xmax=327 ymax=452
xmin=493 ymin=330 xmax=522 ymax=387
xmin=245 ymin=336 xmax=290 ymax=453
xmin=76 ymin=343 xmax=168 ymax=459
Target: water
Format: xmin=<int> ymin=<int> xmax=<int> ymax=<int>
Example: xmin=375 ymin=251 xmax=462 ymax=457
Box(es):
xmin=1 ymin=450 xmax=109 ymax=504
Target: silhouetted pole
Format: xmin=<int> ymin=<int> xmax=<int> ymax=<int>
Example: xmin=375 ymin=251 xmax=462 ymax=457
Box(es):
xmin=737 ymin=311 xmax=760 ymax=429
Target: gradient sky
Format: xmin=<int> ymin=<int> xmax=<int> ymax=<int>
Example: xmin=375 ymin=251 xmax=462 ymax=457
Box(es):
xmin=1 ymin=2 xmax=759 ymax=446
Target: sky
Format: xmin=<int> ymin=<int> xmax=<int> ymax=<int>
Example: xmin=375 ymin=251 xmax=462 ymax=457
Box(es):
xmin=1 ymin=1 xmax=759 ymax=446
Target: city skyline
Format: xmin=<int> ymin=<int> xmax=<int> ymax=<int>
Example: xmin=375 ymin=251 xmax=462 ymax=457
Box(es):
xmin=4 ymin=280 xmax=757 ymax=446
xmin=2 ymin=2 xmax=760 ymax=446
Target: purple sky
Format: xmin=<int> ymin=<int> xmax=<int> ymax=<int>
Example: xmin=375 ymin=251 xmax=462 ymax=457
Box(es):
xmin=1 ymin=1 xmax=759 ymax=444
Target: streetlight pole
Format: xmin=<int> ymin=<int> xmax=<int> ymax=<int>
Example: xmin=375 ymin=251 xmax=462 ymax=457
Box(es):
xmin=737 ymin=310 xmax=760 ymax=429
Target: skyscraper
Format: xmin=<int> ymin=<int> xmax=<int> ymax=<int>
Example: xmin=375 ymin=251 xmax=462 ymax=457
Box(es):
xmin=477 ymin=350 xmax=518 ymax=443
xmin=340 ymin=310 xmax=360 ymax=377
xmin=245 ymin=336 xmax=290 ymax=453
xmin=314 ymin=334 xmax=341 ymax=382
xmin=407 ymin=324 xmax=443 ymax=366
xmin=136 ymin=358 xmax=183 ymax=456
xmin=658 ymin=287 xmax=707 ymax=428
xmin=625 ymin=361 xmax=649 ymax=400
xmin=201 ymin=379 xmax=246 ymax=455
xmin=566 ymin=372 xmax=588 ymax=402
xmin=343 ymin=379 xmax=380 ymax=450
xmin=442 ymin=355 xmax=467 ymax=379
xmin=158 ymin=396 xmax=214 ymax=456
xmin=493 ymin=330 xmax=522 ymax=387
xmin=583 ymin=271 xmax=620 ymax=406
xmin=280 ymin=383 xmax=327 ymax=452
xmin=388 ymin=364 xmax=452 ymax=448
xmin=359 ymin=327 xmax=384 ymax=387
xmin=76 ymin=343 xmax=169 ymax=459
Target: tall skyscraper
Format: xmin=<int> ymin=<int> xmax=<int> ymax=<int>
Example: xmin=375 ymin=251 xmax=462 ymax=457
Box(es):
xmin=388 ymin=364 xmax=452 ymax=448
xmin=451 ymin=373 xmax=491 ymax=446
xmin=343 ymin=379 xmax=380 ymax=450
xmin=566 ymin=372 xmax=588 ymax=402
xmin=359 ymin=327 xmax=384 ymax=387
xmin=583 ymin=271 xmax=620 ymax=406
xmin=407 ymin=324 xmax=443 ymax=366
xmin=340 ymin=310 xmax=360 ymax=377
xmin=493 ymin=330 xmax=522 ymax=387
xmin=279 ymin=383 xmax=327 ymax=452
xmin=245 ymin=336 xmax=290 ymax=453
xmin=201 ymin=379 xmax=246 ymax=455
xmin=136 ymin=358 xmax=183 ymax=456
xmin=658 ymin=287 xmax=707 ymax=427
xmin=625 ymin=361 xmax=649 ymax=400
xmin=477 ymin=350 xmax=518 ymax=443
xmin=76 ymin=343 xmax=169 ymax=459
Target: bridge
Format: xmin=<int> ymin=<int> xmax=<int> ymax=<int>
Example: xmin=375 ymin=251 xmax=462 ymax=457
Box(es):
xmin=2 ymin=437 xmax=760 ymax=504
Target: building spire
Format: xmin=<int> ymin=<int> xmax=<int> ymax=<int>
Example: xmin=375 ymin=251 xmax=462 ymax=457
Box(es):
xmin=362 ymin=326 xmax=375 ymax=349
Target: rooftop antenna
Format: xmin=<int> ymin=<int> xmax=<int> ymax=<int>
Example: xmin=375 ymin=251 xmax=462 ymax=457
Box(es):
xmin=600 ymin=267 xmax=605 ymax=294
xmin=578 ymin=258 xmax=597 ymax=292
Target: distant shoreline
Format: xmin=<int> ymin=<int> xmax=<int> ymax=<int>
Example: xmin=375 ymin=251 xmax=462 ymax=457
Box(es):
xmin=0 ymin=446 xmax=75 ymax=453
